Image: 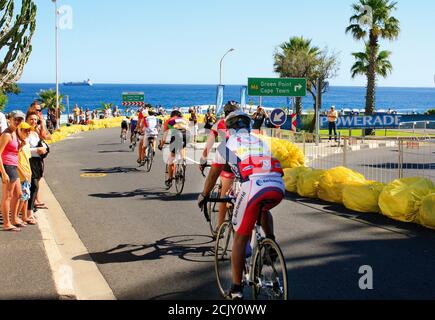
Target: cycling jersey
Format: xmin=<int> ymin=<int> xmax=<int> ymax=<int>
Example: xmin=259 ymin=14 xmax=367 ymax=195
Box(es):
xmin=164 ymin=116 xmax=189 ymax=131
xmin=211 ymin=119 xmax=229 ymax=140
xmin=144 ymin=115 xmax=159 ymax=137
xmin=212 ymin=131 xmax=285 ymax=236
xmin=130 ymin=117 xmax=138 ymax=132
xmin=210 ymin=119 xmax=234 ymax=179
xmin=212 ymin=132 xmax=284 ymax=182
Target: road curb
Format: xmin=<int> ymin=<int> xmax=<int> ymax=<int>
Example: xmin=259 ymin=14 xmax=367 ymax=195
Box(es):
xmin=37 ymin=179 xmax=116 ymax=300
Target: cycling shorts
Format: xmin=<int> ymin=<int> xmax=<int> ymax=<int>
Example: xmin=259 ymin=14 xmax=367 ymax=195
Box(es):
xmin=121 ymin=122 xmax=128 ymax=130
xmin=221 ymin=164 xmax=235 ymax=179
xmin=170 ymin=129 xmax=188 ymax=155
xmin=232 ymin=174 xmax=285 ymax=237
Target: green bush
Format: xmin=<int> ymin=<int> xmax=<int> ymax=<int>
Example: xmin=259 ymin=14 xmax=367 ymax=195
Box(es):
xmin=299 ymin=114 xmax=315 ymax=132
xmin=425 ymin=109 xmax=435 ymax=115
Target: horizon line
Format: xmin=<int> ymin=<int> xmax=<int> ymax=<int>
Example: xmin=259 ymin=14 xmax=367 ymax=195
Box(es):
xmin=16 ymin=82 xmax=435 ymax=89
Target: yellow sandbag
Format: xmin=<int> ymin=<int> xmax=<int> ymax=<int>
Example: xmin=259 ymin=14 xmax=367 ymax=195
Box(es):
xmin=284 ymin=167 xmax=312 ymax=193
xmin=418 ymin=193 xmax=435 ymax=230
xmin=379 ymin=178 xmax=435 ymax=223
xmin=343 ymin=182 xmax=385 ymax=213
xmin=297 ymin=169 xmax=326 ymax=198
xmin=318 ymin=167 xmax=367 ymax=204
xmin=259 ymin=135 xmax=305 ymax=169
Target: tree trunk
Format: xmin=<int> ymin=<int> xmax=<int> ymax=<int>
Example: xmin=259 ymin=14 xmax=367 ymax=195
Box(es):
xmin=295 ymin=97 xmax=302 ymax=117
xmin=365 ymin=32 xmax=378 ymax=135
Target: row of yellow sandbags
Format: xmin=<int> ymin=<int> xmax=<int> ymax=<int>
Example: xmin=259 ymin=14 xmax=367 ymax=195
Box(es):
xmin=284 ymin=166 xmax=435 ymax=230
xmin=47 ymin=117 xmax=125 ymax=144
xmin=258 ymin=135 xmax=305 ymax=169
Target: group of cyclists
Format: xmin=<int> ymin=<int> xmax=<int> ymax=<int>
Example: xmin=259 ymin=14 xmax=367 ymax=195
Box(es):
xmin=121 ymin=107 xmax=190 ymax=188
xmin=120 ymin=102 xmax=286 ymax=301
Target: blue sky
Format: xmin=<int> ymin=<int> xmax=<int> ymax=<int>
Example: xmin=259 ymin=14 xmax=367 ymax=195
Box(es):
xmin=18 ymin=0 xmax=435 ymax=87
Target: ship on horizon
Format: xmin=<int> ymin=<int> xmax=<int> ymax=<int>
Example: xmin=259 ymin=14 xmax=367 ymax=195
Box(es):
xmin=63 ymin=79 xmax=93 ymax=86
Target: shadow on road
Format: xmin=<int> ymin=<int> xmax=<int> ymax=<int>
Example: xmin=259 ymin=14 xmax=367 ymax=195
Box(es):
xmin=81 ymin=167 xmax=141 ymax=174
xmin=73 ymin=234 xmax=215 ymax=265
xmin=89 ymin=188 xmax=199 ymax=201
xmin=363 ymin=162 xmax=435 ymax=170
xmin=98 ymin=150 xmax=132 ymax=154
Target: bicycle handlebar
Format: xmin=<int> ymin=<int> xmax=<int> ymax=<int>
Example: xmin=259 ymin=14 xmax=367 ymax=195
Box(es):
xmin=202 ymin=197 xmax=233 ymax=223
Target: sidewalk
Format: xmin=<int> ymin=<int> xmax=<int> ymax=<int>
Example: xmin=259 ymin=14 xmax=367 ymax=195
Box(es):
xmin=0 ymin=179 xmax=115 ymax=300
xmin=0 ymin=207 xmax=58 ymax=300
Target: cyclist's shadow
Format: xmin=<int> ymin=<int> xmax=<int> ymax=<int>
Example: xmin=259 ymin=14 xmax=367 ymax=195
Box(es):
xmin=73 ymin=235 xmax=215 ymax=264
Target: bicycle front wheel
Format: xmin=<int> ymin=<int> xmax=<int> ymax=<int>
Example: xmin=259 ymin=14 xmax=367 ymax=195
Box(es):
xmin=174 ymin=163 xmax=186 ymax=195
xmin=252 ymin=238 xmax=288 ymax=300
xmin=215 ymin=221 xmax=234 ymax=298
xmin=207 ymin=183 xmax=221 ymax=237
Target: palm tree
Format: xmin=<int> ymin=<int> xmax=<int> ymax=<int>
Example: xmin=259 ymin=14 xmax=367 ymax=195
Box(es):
xmin=37 ymin=89 xmax=65 ymax=112
xmin=274 ymin=37 xmax=320 ymax=116
xmin=101 ymin=102 xmax=114 ymax=110
xmin=346 ymin=0 xmax=400 ymax=115
xmin=351 ymin=46 xmax=393 ymax=80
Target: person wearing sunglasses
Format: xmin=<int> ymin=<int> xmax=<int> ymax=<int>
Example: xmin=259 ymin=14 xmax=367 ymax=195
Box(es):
xmin=0 ymin=111 xmax=26 ymax=232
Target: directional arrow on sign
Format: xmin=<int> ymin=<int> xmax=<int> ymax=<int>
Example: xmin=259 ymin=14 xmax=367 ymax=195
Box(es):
xmin=294 ymin=84 xmax=303 ymax=92
xmin=274 ymin=112 xmax=285 ymax=123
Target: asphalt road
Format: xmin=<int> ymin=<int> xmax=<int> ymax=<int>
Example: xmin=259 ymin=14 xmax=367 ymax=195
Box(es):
xmin=44 ymin=128 xmax=435 ymax=300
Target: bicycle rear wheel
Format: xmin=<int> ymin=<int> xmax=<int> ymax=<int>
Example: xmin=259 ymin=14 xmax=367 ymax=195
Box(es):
xmin=164 ymin=164 xmax=171 ymax=190
xmin=214 ymin=221 xmax=234 ymax=298
xmin=146 ymin=144 xmax=154 ymax=172
xmin=251 ymin=238 xmax=288 ymax=300
xmin=174 ymin=163 xmax=186 ymax=195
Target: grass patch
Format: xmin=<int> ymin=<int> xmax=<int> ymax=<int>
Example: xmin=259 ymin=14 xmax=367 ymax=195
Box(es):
xmin=319 ymin=129 xmax=435 ymax=138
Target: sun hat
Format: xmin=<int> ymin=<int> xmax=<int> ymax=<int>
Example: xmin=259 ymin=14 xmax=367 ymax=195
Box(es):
xmin=19 ymin=122 xmax=33 ymax=130
xmin=11 ymin=110 xmax=26 ymax=119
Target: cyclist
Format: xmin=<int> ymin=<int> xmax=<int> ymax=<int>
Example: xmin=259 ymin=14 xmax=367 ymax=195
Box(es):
xmin=142 ymin=110 xmax=159 ymax=162
xmin=129 ymin=112 xmax=139 ymax=149
xmin=120 ymin=117 xmax=129 ymax=141
xmin=158 ymin=110 xmax=189 ymax=188
xmin=200 ymin=101 xmax=241 ymax=235
xmin=136 ymin=108 xmax=149 ymax=165
xmin=198 ymin=111 xmax=285 ymax=300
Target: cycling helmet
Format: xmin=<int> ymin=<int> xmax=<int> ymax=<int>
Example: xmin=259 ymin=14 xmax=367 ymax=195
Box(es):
xmin=224 ymin=102 xmax=241 ymax=117
xmin=171 ymin=110 xmax=182 ymax=118
xmin=226 ymin=111 xmax=252 ymax=130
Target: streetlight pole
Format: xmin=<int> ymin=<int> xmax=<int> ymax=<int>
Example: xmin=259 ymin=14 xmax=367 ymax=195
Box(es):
xmin=52 ymin=0 xmax=59 ymax=128
xmin=219 ymin=48 xmax=235 ymax=85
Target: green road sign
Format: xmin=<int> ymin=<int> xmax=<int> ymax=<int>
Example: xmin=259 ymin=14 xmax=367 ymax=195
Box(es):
xmin=248 ymin=78 xmax=307 ymax=97
xmin=122 ymin=92 xmax=145 ymax=102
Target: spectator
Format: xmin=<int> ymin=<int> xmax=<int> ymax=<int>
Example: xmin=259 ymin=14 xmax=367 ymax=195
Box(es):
xmin=48 ymin=109 xmax=57 ymax=133
xmin=27 ymin=102 xmax=49 ymax=141
xmin=0 ymin=111 xmax=26 ymax=232
xmin=85 ymin=108 xmax=91 ymax=124
xmin=252 ymin=106 xmax=267 ymax=132
xmin=328 ymin=106 xmax=338 ymax=142
xmin=16 ymin=122 xmax=36 ymax=225
xmin=204 ymin=110 xmax=216 ymax=131
xmin=189 ymin=108 xmax=198 ymax=143
xmin=73 ymin=104 xmax=80 ymax=124
xmin=79 ymin=108 xmax=85 ymax=124
xmin=26 ymin=112 xmax=48 ymax=217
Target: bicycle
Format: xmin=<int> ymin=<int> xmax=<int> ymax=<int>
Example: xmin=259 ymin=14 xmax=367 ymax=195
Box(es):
xmin=203 ymin=197 xmax=288 ymax=300
xmin=164 ymin=152 xmax=187 ymax=196
xmin=144 ymin=137 xmax=156 ymax=172
xmin=121 ymin=129 xmax=127 ymax=144
xmin=201 ymin=165 xmax=223 ymax=239
xmin=131 ymin=131 xmax=139 ymax=152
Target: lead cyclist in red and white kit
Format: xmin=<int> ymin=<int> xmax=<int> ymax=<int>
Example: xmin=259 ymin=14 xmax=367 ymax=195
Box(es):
xmin=198 ymin=111 xmax=285 ymax=300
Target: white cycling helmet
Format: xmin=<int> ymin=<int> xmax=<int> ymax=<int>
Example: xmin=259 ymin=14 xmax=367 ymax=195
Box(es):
xmin=226 ymin=111 xmax=252 ymax=130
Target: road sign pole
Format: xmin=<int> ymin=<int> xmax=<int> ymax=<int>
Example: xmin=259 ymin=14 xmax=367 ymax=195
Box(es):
xmin=315 ymin=78 xmax=321 ymax=146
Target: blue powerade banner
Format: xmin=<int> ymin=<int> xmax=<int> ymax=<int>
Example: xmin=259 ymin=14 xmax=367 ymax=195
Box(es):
xmin=320 ymin=115 xmax=435 ymax=129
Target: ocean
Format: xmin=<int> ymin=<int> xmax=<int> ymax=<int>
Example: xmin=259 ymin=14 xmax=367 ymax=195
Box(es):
xmin=4 ymin=83 xmax=435 ymax=115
